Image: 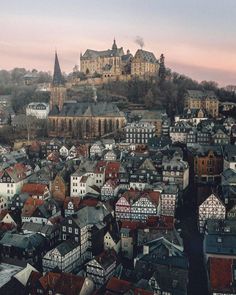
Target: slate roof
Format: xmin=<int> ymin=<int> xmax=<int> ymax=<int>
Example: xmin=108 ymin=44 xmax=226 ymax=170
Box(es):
xmin=52 ymin=52 xmax=65 ymax=86
xmin=133 ymin=49 xmax=158 ymax=63
xmin=186 ymin=89 xmax=218 ymax=100
xmin=54 ymin=239 xmax=78 ymax=256
xmin=0 ymin=232 xmax=46 ymax=250
xmin=49 ymin=101 xmax=125 ymax=117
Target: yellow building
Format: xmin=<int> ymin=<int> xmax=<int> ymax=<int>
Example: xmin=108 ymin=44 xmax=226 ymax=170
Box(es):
xmin=184 ymin=90 xmax=219 ymax=118
xmin=80 ymin=39 xmax=132 ymax=77
xmin=131 ymin=49 xmax=159 ymax=77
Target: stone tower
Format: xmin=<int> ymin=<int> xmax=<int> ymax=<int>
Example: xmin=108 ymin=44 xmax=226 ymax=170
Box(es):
xmin=50 ymin=52 xmax=67 ymax=111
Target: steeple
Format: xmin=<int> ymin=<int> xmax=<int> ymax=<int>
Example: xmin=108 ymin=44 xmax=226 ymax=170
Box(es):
xmin=112 ymin=38 xmax=117 ymax=51
xmin=52 ymin=52 xmax=64 ymax=86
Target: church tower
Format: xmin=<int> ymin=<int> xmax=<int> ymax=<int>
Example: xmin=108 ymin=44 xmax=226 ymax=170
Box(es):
xmin=50 ymin=52 xmax=67 ymax=111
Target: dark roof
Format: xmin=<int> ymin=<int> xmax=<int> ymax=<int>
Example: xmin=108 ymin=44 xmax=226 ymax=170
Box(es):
xmin=56 ymin=240 xmax=78 ymax=256
xmin=0 ymin=232 xmax=46 ymax=249
xmin=52 ymin=52 xmax=65 ymax=86
xmin=133 ymin=49 xmax=158 ymax=63
xmin=49 ymin=101 xmax=125 ymax=117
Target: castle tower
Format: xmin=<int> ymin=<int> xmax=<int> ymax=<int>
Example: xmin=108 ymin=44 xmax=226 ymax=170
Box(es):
xmin=50 ymin=52 xmax=67 ymax=111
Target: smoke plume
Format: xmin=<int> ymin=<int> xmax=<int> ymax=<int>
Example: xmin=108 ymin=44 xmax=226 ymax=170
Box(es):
xmin=135 ymin=36 xmax=144 ymax=49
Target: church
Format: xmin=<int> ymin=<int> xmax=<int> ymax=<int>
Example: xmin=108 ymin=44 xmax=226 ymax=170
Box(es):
xmin=47 ymin=53 xmax=126 ymax=139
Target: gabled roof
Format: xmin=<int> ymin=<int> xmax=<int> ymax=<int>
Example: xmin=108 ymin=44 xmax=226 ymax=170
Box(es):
xmin=21 ymin=183 xmax=48 ymax=195
xmin=133 ymin=49 xmax=158 ymax=63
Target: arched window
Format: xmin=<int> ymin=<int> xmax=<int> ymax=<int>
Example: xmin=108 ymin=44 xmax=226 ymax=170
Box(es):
xmin=98 ymin=119 xmax=102 ymax=136
xmin=116 ymin=119 xmax=119 ymax=130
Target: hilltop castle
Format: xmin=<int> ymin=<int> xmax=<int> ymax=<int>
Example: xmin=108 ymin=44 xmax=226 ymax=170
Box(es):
xmin=80 ymin=39 xmax=161 ymax=78
xmin=48 ymin=53 xmax=126 ymax=139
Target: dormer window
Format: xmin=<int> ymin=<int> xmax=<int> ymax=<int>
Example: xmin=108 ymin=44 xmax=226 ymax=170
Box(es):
xmin=217 ymin=237 xmax=222 ymax=243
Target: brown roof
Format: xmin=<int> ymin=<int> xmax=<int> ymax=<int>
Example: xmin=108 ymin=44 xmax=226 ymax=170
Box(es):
xmin=21 ymin=197 xmax=44 ymax=217
xmin=210 ymin=257 xmax=233 ymax=292
xmin=106 ymin=277 xmax=132 ymax=294
xmin=21 ymin=183 xmax=47 ymax=195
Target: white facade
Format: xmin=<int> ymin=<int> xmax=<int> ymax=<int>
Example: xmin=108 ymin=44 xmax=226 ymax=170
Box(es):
xmin=26 ymin=102 xmax=49 ymax=119
xmin=104 ymin=232 xmax=120 ymax=253
xmin=70 ymin=171 xmax=105 ymax=197
xmin=90 ymin=141 xmax=105 ymax=157
xmin=59 ymin=145 xmax=69 ymax=158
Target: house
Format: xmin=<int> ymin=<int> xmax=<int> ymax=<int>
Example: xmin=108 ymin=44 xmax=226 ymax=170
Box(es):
xmin=134 ymin=237 xmax=188 ymax=295
xmin=10 ymin=193 xmax=30 ymax=211
xmin=115 ymin=190 xmax=160 ymax=221
xmin=212 ymin=128 xmax=230 ymax=145
xmin=221 ymin=168 xmax=236 ymax=206
xmin=198 ymin=193 xmax=226 ymax=232
xmin=120 ymin=221 xmax=139 ymax=259
xmin=125 ymin=122 xmax=156 ymax=144
xmin=160 ymin=184 xmax=179 ymax=217
xmin=72 ymin=175 xmax=100 ymax=198
xmin=223 ymin=144 xmax=236 ymax=171
xmin=0 ymin=211 xmax=18 ymax=227
xmin=86 ymin=250 xmax=118 ymax=289
xmin=204 ymin=219 xmax=236 ymax=295
xmin=175 ymin=108 xmax=208 ymax=126
xmin=43 ymin=239 xmax=81 ymax=273
xmin=104 ymin=223 xmax=120 ymax=253
xmin=64 ymin=197 xmax=81 ymax=216
xmin=0 ymin=163 xmax=33 ymax=204
xmin=21 ymin=198 xmax=60 ymax=224
xmin=169 ymin=122 xmax=192 ymax=144
xmin=0 ymin=263 xmax=40 ymax=295
xmin=26 ymin=102 xmax=49 ymax=119
xmin=22 ymin=222 xmax=60 ymax=248
xmin=162 ymin=154 xmax=189 ymax=190
xmin=90 ymin=141 xmax=105 ymax=158
xmin=70 ymin=159 xmax=105 ymax=197
xmin=184 ymin=89 xmax=219 ymax=118
xmin=102 ymin=138 xmax=115 ymax=150
xmin=61 ymin=204 xmax=114 ymax=261
xmin=101 ymin=179 xmax=118 ymax=201
xmin=59 ymin=144 xmax=70 ymax=158
xmin=0 ymin=196 xmax=7 ymax=213
xmin=34 ymin=272 xmax=94 ymax=295
xmin=104 ymin=150 xmax=118 ymax=161
xmin=51 ymin=170 xmax=69 ymax=201
xmin=0 ymin=232 xmax=47 ymax=266
xmin=188 ymin=145 xmax=223 ymax=183
xmin=21 ymin=183 xmax=50 ymax=200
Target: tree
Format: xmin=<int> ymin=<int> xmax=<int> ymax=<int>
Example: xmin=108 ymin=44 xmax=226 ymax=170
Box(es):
xmin=144 ymin=89 xmax=155 ymax=108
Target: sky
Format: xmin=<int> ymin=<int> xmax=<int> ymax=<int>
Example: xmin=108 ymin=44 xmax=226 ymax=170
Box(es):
xmin=1 ymin=0 xmax=236 ymax=86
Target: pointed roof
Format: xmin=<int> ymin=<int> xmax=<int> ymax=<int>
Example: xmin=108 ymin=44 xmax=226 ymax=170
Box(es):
xmin=112 ymin=38 xmax=117 ymax=50
xmin=52 ymin=52 xmax=64 ymax=86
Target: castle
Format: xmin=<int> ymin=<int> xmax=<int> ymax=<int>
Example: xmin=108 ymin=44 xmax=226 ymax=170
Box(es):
xmin=47 ymin=53 xmax=126 ymax=139
xmin=80 ymin=39 xmax=160 ymax=78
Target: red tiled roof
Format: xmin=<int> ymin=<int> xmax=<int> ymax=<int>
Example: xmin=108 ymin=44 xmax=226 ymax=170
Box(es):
xmin=21 ymin=197 xmax=44 ymax=217
xmin=106 ymin=277 xmax=132 ymax=293
xmin=210 ymin=257 xmax=233 ymax=292
xmin=21 ymin=183 xmax=47 ymax=195
xmin=121 ymin=190 xmax=160 ymax=206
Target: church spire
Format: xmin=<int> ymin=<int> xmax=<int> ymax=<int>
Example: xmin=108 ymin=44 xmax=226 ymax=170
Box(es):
xmin=52 ymin=52 xmax=64 ymax=86
xmin=112 ymin=38 xmax=117 ymax=50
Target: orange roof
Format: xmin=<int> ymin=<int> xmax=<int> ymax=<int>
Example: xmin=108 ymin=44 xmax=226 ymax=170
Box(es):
xmin=21 ymin=183 xmax=47 ymax=195
xmin=21 ymin=197 xmax=44 ymax=217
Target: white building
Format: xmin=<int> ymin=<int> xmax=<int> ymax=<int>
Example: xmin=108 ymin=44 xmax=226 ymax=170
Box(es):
xmin=160 ymin=184 xmax=179 ymax=217
xmin=0 ymin=163 xmax=33 ymax=204
xmin=26 ymin=102 xmax=49 ymax=119
xmin=198 ymin=193 xmax=226 ymax=232
xmin=0 ymin=196 xmax=7 ymax=213
xmin=169 ymin=122 xmax=192 ymax=144
xmin=101 ymin=179 xmax=118 ymax=201
xmin=125 ymin=122 xmax=155 ymax=144
xmin=90 ymin=141 xmax=105 ymax=158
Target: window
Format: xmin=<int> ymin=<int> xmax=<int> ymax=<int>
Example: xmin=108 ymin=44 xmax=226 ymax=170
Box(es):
xmin=62 ymin=226 xmax=66 ymax=232
xmin=75 ymin=228 xmax=79 ymax=234
xmin=68 ymin=220 xmax=72 ymax=224
xmin=69 ymin=227 xmax=72 ymax=233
